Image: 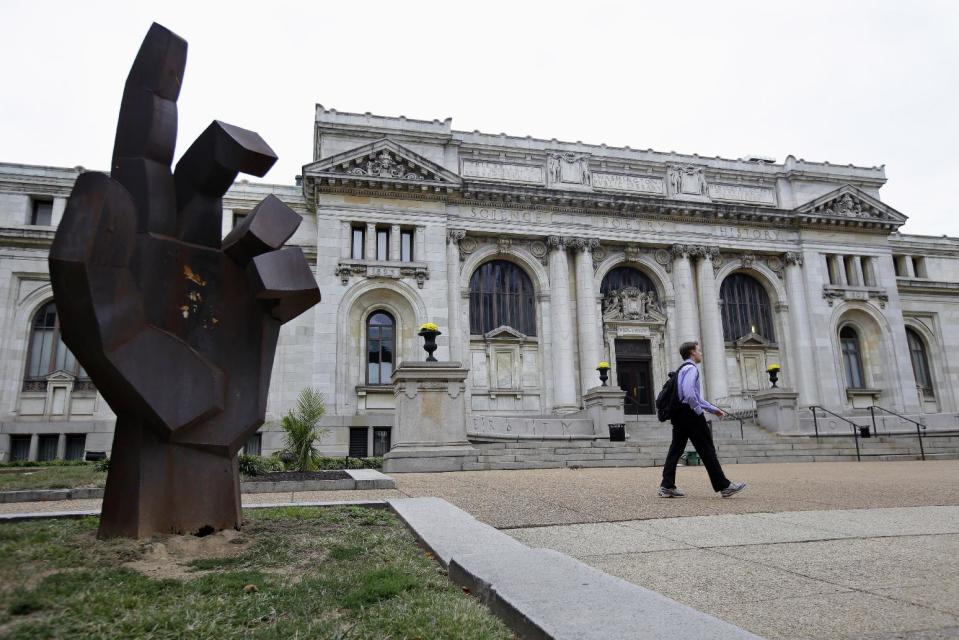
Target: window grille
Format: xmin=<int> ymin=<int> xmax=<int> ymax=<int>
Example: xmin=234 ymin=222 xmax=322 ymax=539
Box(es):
xmin=906 ymin=328 xmax=934 ymax=396
xmin=23 ymin=302 xmax=91 ymax=391
xmin=720 ymin=274 xmax=775 ymax=342
xmin=840 ymin=326 xmax=866 ymax=389
xmin=469 ymin=260 xmax=536 ymax=336
xmin=366 ymin=312 xmax=395 ymax=385
xmin=600 ymin=267 xmax=657 ymax=296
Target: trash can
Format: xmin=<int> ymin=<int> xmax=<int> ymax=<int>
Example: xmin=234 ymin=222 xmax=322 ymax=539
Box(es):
xmin=858 ymin=426 xmax=871 ymax=438
xmin=608 ymin=423 xmax=626 ymax=442
xmin=685 ymin=451 xmax=701 ymax=466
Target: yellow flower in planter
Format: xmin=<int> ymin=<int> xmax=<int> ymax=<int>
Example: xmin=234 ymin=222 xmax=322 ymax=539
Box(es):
xmin=419 ymin=322 xmax=439 ymax=332
xmin=766 ymin=363 xmax=781 ymax=372
xmin=597 ymin=361 xmax=611 ymax=369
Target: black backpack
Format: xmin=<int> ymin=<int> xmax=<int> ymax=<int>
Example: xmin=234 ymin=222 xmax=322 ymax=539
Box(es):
xmin=655 ymin=362 xmax=695 ymax=422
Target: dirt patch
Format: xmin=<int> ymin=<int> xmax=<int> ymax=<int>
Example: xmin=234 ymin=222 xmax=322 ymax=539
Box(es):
xmin=123 ymin=528 xmax=251 ymax=580
xmin=246 ymin=470 xmax=351 ymax=482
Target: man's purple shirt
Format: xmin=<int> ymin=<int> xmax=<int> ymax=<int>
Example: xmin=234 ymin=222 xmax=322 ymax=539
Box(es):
xmin=677 ymin=359 xmax=720 ymax=416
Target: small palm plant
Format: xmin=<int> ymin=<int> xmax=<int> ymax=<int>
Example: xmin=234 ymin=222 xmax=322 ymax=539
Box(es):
xmin=281 ymin=388 xmax=327 ymax=472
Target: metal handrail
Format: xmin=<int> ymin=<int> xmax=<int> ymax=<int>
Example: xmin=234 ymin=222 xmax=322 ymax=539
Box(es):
xmin=809 ymin=405 xmax=862 ymax=461
xmin=869 ymin=405 xmax=926 ymax=461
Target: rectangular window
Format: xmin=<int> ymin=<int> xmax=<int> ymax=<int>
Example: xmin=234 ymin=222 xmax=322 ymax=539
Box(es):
xmin=376 ymin=228 xmax=389 ymax=261
xmin=373 ymin=428 xmax=391 ymax=456
xmin=37 ymin=434 xmax=58 ymax=462
xmin=401 ymin=230 xmax=413 ymax=262
xmin=893 ymin=256 xmax=903 ymax=277
xmin=31 ymin=200 xmax=53 ymax=226
xmin=351 ymin=226 xmax=365 ymax=259
xmin=349 ymin=428 xmax=368 ymax=458
xmin=232 ymin=211 xmax=248 ymax=229
xmin=10 ymin=435 xmax=31 ymax=461
xmin=243 ymin=432 xmax=262 ymax=457
xmin=65 ymin=434 xmax=86 ymax=461
xmin=912 ymin=256 xmax=927 ymax=278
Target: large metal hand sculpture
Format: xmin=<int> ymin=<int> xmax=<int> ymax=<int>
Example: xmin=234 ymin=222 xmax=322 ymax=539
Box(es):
xmin=49 ymin=23 xmax=321 ymax=538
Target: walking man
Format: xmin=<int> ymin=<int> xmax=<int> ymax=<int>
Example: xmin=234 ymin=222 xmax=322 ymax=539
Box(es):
xmin=659 ymin=341 xmax=747 ymax=498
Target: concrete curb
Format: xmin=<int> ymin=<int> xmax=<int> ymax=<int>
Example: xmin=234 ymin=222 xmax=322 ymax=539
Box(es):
xmin=389 ymin=497 xmax=761 ymax=640
xmin=0 ymin=469 xmax=395 ymax=503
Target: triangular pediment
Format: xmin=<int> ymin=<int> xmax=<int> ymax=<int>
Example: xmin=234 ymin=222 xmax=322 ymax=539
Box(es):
xmin=794 ymin=184 xmax=907 ymax=226
xmin=45 ymin=370 xmax=76 ymax=382
xmin=734 ymin=332 xmax=770 ymax=347
xmin=302 ymin=138 xmax=462 ymax=189
xmin=484 ymin=325 xmax=528 ymax=341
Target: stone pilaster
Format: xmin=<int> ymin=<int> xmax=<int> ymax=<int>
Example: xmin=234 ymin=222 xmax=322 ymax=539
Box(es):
xmin=547 ymin=235 xmax=578 ymax=412
xmin=56 ymin=433 xmax=66 ymax=460
xmin=571 ymin=238 xmax=601 ymax=393
xmin=447 ymin=230 xmax=466 ymax=361
xmin=671 ymin=244 xmax=700 ymax=346
xmin=365 ymin=222 xmax=376 ymax=261
xmin=853 ymin=256 xmax=865 ymax=287
xmin=390 ymin=224 xmax=401 ymax=262
xmin=783 ymin=252 xmax=819 ymax=406
xmin=694 ymin=246 xmax=728 ymax=401
xmin=341 ymin=222 xmax=351 ymax=259
xmin=414 ymin=226 xmax=426 ymax=262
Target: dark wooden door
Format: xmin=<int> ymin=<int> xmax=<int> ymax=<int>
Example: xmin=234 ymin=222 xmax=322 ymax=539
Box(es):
xmin=615 ymin=338 xmax=654 ymax=415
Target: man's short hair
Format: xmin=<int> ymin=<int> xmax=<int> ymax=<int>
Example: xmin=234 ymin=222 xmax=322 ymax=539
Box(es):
xmin=679 ymin=341 xmax=699 ymax=360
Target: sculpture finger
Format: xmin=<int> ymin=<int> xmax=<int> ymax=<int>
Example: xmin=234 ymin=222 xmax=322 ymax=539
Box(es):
xmin=222 ymin=195 xmax=301 ymax=266
xmin=111 ymin=22 xmax=186 ymax=236
xmin=174 ymin=120 xmax=277 ymax=248
xmin=247 ymin=247 xmax=321 ymax=323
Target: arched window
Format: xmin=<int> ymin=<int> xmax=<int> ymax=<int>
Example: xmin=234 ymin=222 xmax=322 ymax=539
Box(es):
xmin=906 ymin=328 xmax=934 ymax=397
xmin=720 ymin=274 xmax=775 ymax=342
xmin=469 ymin=260 xmax=536 ymax=336
xmin=840 ymin=326 xmax=866 ymax=389
xmin=24 ymin=301 xmax=88 ymax=391
xmin=600 ymin=266 xmax=657 ymax=296
xmin=366 ymin=311 xmax=395 ymax=385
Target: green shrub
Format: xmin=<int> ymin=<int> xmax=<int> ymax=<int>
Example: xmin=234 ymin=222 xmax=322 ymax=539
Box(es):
xmin=0 ymin=460 xmax=92 ymax=468
xmin=93 ymin=457 xmax=110 ymax=473
xmin=279 ymin=388 xmax=327 ymax=472
xmin=312 ymin=456 xmax=383 ymax=470
xmin=238 ymin=454 xmax=283 ymax=477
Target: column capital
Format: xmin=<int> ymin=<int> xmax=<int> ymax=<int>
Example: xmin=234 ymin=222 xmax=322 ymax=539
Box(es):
xmin=670 ymin=243 xmax=690 ymax=259
xmin=624 ymin=243 xmax=640 ymax=262
xmin=783 ymin=251 xmax=804 ymax=266
xmin=740 ymin=253 xmax=756 ymax=269
xmin=448 ymin=228 xmax=466 ymax=243
xmin=547 ymin=235 xmax=567 ymax=249
xmin=569 ymin=238 xmax=600 ymax=253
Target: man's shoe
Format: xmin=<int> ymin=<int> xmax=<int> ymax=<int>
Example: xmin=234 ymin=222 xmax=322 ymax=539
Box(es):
xmin=720 ymin=481 xmax=747 ymax=498
xmin=658 ymin=486 xmax=686 ymax=498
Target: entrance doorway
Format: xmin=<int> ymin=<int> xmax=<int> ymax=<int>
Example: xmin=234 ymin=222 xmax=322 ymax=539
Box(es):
xmin=616 ymin=339 xmax=654 ymax=415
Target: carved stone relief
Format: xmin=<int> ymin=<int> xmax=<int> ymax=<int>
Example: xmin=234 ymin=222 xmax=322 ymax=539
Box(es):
xmin=654 ymin=249 xmax=672 ymax=273
xmin=602 ymin=287 xmax=663 ymax=321
xmin=547 ymin=153 xmax=591 ymax=188
xmin=529 ymin=240 xmax=548 ymax=265
xmin=666 ymin=165 xmax=709 ymax=198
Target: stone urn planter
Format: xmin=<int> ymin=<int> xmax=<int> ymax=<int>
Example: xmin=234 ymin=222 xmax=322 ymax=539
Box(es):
xmin=418 ymin=323 xmax=441 ymax=362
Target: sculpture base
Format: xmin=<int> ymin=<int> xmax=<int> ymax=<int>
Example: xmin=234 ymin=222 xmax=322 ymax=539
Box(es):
xmin=99 ymin=416 xmax=241 ymax=538
xmin=384 ymin=361 xmax=475 ymax=473
xmin=583 ymin=386 xmax=626 ymax=436
xmin=755 ymin=389 xmax=800 ymax=435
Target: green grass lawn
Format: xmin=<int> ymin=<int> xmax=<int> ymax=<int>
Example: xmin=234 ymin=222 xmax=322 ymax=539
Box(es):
xmin=0 ymin=506 xmax=513 ymax=639
xmin=0 ymin=465 xmax=106 ymax=491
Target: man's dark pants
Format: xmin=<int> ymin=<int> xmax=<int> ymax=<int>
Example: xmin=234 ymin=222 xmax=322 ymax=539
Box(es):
xmin=661 ymin=404 xmax=731 ymax=492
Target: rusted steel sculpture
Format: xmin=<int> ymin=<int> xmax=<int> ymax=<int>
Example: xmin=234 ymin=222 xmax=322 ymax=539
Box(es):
xmin=49 ymin=23 xmax=321 ymax=538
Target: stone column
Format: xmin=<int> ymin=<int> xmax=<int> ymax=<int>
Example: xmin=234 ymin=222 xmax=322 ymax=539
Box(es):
xmin=671 ymin=244 xmax=700 ymax=344
xmin=56 ymin=433 xmax=67 ymax=460
xmin=572 ymin=238 xmax=602 ymax=393
xmin=829 ymin=255 xmax=847 ymax=285
xmin=853 ymin=256 xmax=866 ymax=287
xmin=694 ymin=246 xmax=728 ymax=401
xmin=341 ymin=222 xmax=352 ymax=259
xmin=447 ymin=230 xmax=465 ymax=361
xmin=28 ymin=434 xmax=38 ymax=461
xmin=415 ymin=226 xmax=426 ymax=262
xmin=365 ymin=222 xmax=376 ymax=260
xmin=784 ymin=252 xmax=819 ymax=406
xmin=548 ymin=236 xmax=578 ymax=412
xmin=390 ymin=224 xmax=401 ymax=262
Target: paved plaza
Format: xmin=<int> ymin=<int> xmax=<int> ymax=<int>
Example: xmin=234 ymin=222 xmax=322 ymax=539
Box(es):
xmin=3 ymin=460 xmax=958 ymax=638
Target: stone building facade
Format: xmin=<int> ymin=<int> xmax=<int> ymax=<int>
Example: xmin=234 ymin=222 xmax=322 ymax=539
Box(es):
xmin=1 ymin=107 xmax=957 ymax=461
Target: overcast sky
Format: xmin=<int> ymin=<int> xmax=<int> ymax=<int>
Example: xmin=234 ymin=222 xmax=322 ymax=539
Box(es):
xmin=2 ymin=0 xmax=957 ymax=237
